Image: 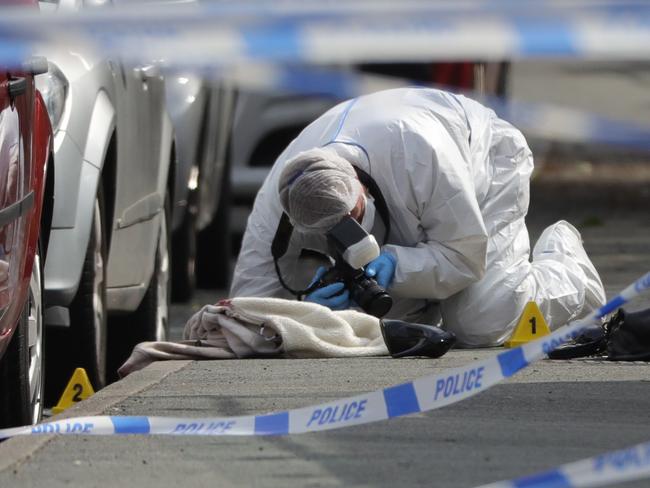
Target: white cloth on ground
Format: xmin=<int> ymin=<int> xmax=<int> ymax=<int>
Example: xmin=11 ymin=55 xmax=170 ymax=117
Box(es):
xmin=117 ymin=297 xmax=388 ymax=377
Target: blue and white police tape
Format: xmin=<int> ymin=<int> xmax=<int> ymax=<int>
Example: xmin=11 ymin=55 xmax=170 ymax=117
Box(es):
xmin=2 ymin=1 xmax=650 ymax=68
xmin=5 ymin=0 xmax=650 ymax=152
xmin=474 ymin=438 xmax=650 ymax=488
xmin=0 ymin=270 xmax=648 ymax=443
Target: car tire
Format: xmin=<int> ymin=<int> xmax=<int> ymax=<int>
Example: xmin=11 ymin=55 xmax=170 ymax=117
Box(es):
xmin=45 ymin=189 xmax=107 ymax=404
xmin=171 ymin=192 xmax=197 ymax=303
xmin=0 ymin=246 xmax=44 ymax=428
xmin=196 ymin=158 xmax=231 ymax=289
xmin=107 ymin=195 xmax=170 ymax=382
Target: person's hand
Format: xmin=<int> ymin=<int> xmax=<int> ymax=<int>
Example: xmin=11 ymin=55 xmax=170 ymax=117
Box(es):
xmin=305 ymin=267 xmax=350 ymax=310
xmin=365 ymin=252 xmax=397 ymax=289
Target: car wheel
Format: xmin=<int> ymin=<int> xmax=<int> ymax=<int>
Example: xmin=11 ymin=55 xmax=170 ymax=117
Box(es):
xmin=45 ymin=189 xmax=107 ymax=404
xmin=107 ymin=195 xmax=170 ymax=381
xmin=171 ymin=192 xmax=197 ymax=303
xmin=196 ymin=158 xmax=231 ymax=289
xmin=0 ymin=247 xmax=44 ymax=427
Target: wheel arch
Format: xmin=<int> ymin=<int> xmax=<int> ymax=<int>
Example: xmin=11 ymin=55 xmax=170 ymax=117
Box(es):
xmin=72 ymin=89 xmax=117 ymax=262
xmin=43 ymin=90 xmax=116 ymax=307
xmin=167 ymin=140 xmax=177 ymax=214
xmin=39 ymin=152 xmax=55 ymax=263
xmin=100 ymin=131 xmax=117 ymax=253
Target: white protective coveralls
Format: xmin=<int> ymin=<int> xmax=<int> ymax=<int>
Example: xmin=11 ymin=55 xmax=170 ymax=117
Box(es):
xmin=231 ymin=88 xmax=606 ymax=347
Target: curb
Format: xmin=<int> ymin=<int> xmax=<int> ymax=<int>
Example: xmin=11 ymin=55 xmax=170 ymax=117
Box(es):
xmin=0 ymin=360 xmax=192 ymax=474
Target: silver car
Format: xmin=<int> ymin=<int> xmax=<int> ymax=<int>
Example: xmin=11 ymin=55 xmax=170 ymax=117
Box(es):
xmin=165 ymin=74 xmax=236 ymax=297
xmin=154 ymin=0 xmax=237 ymax=292
xmin=37 ymin=0 xmax=174 ymax=398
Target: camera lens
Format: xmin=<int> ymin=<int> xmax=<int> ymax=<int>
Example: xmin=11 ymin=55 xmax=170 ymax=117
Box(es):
xmin=350 ymin=277 xmax=393 ymax=318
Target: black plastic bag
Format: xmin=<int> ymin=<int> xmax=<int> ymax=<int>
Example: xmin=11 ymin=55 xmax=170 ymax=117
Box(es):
xmin=548 ymin=307 xmax=650 ymax=361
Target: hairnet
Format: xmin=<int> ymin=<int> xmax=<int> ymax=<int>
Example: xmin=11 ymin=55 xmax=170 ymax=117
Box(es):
xmin=278 ymin=148 xmax=362 ymax=233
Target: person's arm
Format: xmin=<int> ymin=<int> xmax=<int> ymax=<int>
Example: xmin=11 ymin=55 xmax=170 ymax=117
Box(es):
xmin=383 ymin=131 xmax=488 ymax=300
xmin=231 ymin=176 xmax=354 ymax=309
xmin=229 ymin=167 xmax=293 ymax=299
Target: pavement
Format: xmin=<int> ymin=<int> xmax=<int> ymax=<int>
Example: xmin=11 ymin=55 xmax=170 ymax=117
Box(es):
xmin=3 ymin=355 xmax=650 ymax=488
xmin=1 ymin=164 xmax=649 ymax=487
xmin=509 ymin=61 xmax=650 ymax=128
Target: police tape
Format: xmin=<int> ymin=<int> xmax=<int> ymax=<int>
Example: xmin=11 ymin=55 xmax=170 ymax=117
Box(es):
xmin=2 ymin=1 xmax=650 ymax=68
xmin=4 ymin=0 xmax=650 ymax=150
xmin=0 ymin=271 xmax=646 ymax=442
xmin=475 ymin=439 xmax=650 ymax=488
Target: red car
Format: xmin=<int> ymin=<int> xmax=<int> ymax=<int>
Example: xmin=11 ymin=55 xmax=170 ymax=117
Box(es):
xmin=0 ymin=0 xmax=54 ymax=428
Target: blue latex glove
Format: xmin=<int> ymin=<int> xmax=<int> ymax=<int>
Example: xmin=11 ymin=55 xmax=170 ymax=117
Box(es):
xmin=304 ymin=267 xmax=351 ymax=310
xmin=365 ymin=252 xmax=397 ymax=289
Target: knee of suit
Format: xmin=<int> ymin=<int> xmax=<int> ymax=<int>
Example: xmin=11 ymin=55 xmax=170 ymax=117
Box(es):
xmin=441 ymin=292 xmax=523 ymax=347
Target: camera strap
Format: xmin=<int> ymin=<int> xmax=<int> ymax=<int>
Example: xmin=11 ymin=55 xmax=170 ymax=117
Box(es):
xmin=271 ymin=212 xmax=315 ymax=299
xmin=271 ymin=166 xmax=390 ymax=299
xmin=353 ymin=166 xmax=391 ymax=243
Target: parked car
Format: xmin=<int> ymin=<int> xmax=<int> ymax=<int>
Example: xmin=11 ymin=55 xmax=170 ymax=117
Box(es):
xmin=148 ymin=0 xmax=237 ymax=292
xmin=36 ymin=0 xmax=176 ymax=397
xmin=0 ymin=1 xmax=54 ymax=428
xmin=165 ymin=74 xmax=236 ymax=298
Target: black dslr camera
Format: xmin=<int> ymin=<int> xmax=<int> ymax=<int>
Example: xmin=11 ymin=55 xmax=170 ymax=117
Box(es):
xmin=316 ymin=260 xmax=393 ymax=318
xmin=314 ymin=217 xmax=392 ymax=318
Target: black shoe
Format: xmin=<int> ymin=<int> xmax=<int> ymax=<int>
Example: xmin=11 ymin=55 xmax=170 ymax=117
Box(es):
xmin=380 ymin=320 xmax=456 ymax=358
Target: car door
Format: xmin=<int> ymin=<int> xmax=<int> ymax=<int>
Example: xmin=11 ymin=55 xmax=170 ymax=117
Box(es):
xmin=0 ymin=68 xmax=33 ymax=342
xmin=106 ymin=61 xmax=163 ymax=290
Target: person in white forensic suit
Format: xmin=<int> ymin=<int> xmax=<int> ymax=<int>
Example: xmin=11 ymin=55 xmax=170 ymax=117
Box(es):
xmin=230 ymin=87 xmax=606 ymax=347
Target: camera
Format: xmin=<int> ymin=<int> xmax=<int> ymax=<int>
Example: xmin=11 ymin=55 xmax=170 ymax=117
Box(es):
xmin=272 ymin=211 xmax=394 ymax=317
xmin=316 ymin=259 xmax=393 ymax=318
xmin=310 ymin=215 xmax=393 ymax=318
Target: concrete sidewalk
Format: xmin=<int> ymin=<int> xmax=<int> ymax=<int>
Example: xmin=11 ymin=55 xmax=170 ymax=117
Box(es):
xmin=1 ymin=353 xmax=650 ymax=488
xmin=1 ymin=183 xmax=649 ymax=488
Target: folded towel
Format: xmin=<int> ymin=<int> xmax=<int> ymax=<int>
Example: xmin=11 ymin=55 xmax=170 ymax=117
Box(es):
xmin=118 ymin=297 xmax=389 ymax=377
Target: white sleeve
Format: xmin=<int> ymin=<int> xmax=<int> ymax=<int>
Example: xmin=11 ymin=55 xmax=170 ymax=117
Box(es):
xmin=229 ymin=167 xmax=294 ymax=299
xmin=383 ymin=132 xmax=488 ymax=300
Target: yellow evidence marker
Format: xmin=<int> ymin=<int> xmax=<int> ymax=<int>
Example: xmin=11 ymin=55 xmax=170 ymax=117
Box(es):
xmin=52 ymin=368 xmax=95 ymax=414
xmin=504 ymin=302 xmax=551 ymax=348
